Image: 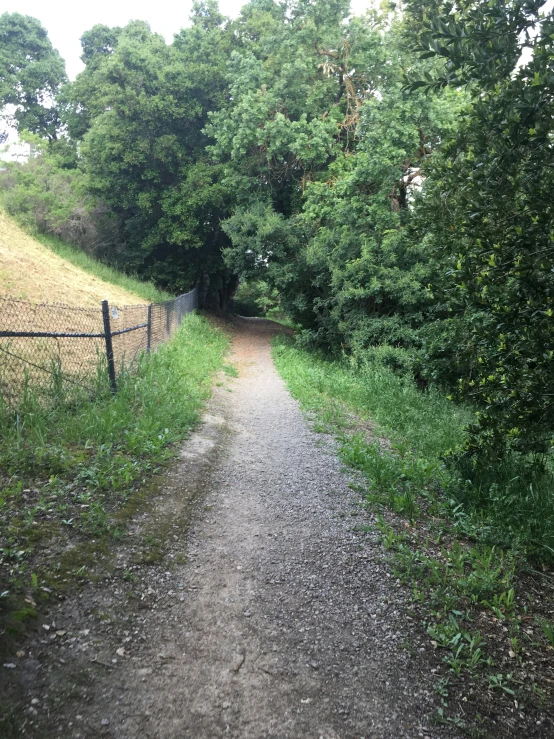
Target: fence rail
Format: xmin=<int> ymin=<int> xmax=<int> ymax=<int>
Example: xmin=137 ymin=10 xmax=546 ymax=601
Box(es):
xmin=0 ymin=286 xmax=198 ymax=406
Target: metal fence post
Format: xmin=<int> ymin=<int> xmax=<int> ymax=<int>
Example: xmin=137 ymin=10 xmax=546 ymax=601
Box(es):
xmin=146 ymin=303 xmax=152 ymax=352
xmin=101 ymin=300 xmax=117 ymax=393
xmin=166 ymin=302 xmax=171 ymax=338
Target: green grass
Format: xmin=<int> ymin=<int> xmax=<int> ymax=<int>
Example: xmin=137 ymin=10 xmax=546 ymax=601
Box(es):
xmin=272 ymin=337 xmax=554 ymax=560
xmin=272 ymin=337 xmax=554 ymax=728
xmin=0 ymin=314 xmax=228 ymax=636
xmin=272 ymin=337 xmax=471 ymax=458
xmin=35 ymin=231 xmax=173 ymax=303
xmin=272 ymin=336 xmax=470 ymax=528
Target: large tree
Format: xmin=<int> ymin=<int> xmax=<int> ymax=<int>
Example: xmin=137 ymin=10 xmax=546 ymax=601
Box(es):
xmin=0 ymin=12 xmax=66 ymax=140
xmin=212 ymin=1 xmax=464 ymax=350
xmin=65 ymin=4 xmax=237 ymax=301
xmin=408 ymin=0 xmax=554 ymax=457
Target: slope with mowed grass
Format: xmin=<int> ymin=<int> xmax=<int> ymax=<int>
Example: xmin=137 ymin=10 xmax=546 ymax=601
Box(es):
xmin=0 ymin=209 xmax=167 ymax=306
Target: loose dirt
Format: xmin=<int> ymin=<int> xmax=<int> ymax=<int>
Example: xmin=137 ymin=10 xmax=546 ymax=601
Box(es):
xmin=1 ymin=318 xmax=448 ymax=738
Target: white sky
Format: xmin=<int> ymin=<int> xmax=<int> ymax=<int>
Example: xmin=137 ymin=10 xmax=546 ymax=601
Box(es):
xmin=0 ymin=1 xmax=376 ymax=80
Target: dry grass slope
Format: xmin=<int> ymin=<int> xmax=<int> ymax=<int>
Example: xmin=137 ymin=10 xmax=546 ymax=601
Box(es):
xmin=0 ymin=210 xmax=147 ymax=307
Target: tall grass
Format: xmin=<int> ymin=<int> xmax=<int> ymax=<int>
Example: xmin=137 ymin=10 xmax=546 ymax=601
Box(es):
xmin=272 ymin=338 xmax=554 ymax=562
xmin=34 ymin=232 xmax=173 ymax=303
xmin=273 ymin=338 xmax=470 ymax=457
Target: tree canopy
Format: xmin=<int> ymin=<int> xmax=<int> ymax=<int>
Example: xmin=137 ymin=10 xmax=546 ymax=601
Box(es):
xmin=0 ymin=12 xmax=67 ymax=140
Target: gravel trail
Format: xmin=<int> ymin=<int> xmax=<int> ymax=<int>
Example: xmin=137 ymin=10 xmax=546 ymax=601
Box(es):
xmin=5 ymin=318 xmax=444 ymax=738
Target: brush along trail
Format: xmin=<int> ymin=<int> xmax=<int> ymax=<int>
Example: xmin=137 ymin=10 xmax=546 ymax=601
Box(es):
xmin=3 ymin=318 xmax=447 ymax=738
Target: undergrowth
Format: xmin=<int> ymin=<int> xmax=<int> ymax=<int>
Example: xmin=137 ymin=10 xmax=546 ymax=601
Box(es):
xmin=272 ymin=337 xmax=554 ymax=731
xmin=272 ymin=338 xmax=554 ymax=561
xmin=0 ymin=314 xmax=227 ymax=642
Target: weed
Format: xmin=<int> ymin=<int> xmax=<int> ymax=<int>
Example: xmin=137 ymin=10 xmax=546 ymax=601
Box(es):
xmin=540 ymin=618 xmax=554 ymax=649
xmin=433 ymin=707 xmax=468 ymax=729
xmin=487 ymin=673 xmax=515 ymax=696
xmin=374 ymin=515 xmax=404 ymax=550
xmin=223 ymin=364 xmax=239 ymax=378
xmin=433 ymin=676 xmax=450 ymax=699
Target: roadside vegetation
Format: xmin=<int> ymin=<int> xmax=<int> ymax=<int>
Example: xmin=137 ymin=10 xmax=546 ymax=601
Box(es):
xmin=0 ymin=314 xmax=228 ymax=648
xmin=32 ymin=231 xmax=173 ymax=304
xmin=273 ymin=338 xmax=554 ymax=732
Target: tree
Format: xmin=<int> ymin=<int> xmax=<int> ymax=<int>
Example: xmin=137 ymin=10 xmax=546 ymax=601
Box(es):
xmin=66 ymin=7 xmax=237 ymax=301
xmin=0 ymin=13 xmax=66 ymax=140
xmin=212 ymin=2 xmax=464 ymax=351
xmin=60 ymin=24 xmax=123 ymax=141
xmin=409 ymin=0 xmax=554 ymax=457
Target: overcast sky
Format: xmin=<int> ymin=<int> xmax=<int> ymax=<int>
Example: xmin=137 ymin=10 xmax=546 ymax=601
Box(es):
xmin=2 ymin=1 xmax=377 ymax=80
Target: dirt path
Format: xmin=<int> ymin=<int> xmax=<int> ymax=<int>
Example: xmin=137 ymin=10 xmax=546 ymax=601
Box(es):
xmin=4 ymin=318 xmax=445 ymax=738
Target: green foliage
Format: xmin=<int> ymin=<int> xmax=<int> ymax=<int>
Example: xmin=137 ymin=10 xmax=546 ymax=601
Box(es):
xmin=0 ymin=136 xmax=98 ymax=242
xmin=405 ymin=0 xmax=548 ymax=90
xmin=69 ymin=11 xmax=236 ymax=298
xmin=0 ymin=13 xmax=66 ymax=140
xmin=212 ymin=4 xmax=465 ymax=351
xmin=0 ymin=314 xmax=228 ymax=601
xmin=0 ymin=141 xmax=169 ymax=300
xmin=408 ymin=1 xmax=554 ymax=459
xmin=232 ymin=279 xmax=280 ymax=317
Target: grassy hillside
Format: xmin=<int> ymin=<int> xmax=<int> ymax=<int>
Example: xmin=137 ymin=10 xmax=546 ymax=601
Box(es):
xmin=0 ymin=209 xmax=171 ymax=306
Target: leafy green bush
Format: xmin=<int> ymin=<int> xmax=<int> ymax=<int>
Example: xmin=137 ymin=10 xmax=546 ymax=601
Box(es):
xmin=409 ymin=0 xmax=554 ymax=461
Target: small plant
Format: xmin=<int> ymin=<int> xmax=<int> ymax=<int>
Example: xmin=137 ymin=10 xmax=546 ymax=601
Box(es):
xmin=375 ymin=515 xmax=402 ymax=549
xmin=481 ymin=588 xmax=516 ymax=620
xmin=433 ymin=707 xmax=467 ymax=729
xmin=434 ymin=677 xmax=450 ymax=699
xmin=540 ymin=619 xmax=554 ymax=649
xmin=487 ymin=673 xmax=515 ymax=696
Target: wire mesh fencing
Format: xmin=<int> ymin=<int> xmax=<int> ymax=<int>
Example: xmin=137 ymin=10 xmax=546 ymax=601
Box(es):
xmin=0 ymin=287 xmax=198 ymax=408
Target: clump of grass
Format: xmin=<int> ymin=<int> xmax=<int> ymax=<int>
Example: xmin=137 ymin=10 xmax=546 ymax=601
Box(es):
xmin=0 ymin=314 xmax=228 ymax=632
xmin=272 ymin=337 xmax=470 ymax=459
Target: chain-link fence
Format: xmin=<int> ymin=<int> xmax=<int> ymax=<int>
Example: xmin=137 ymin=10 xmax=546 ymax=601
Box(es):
xmin=0 ymin=287 xmax=198 ymax=407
